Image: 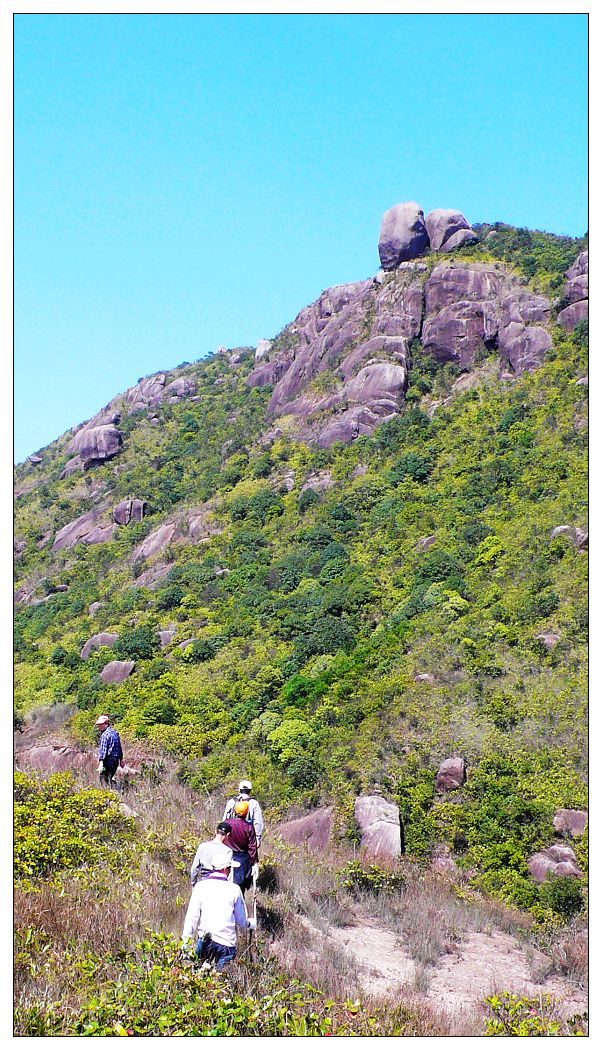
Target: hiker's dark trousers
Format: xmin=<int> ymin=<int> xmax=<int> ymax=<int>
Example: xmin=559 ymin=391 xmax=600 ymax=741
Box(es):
xmin=232 ymin=851 xmax=252 ymax=895
xmin=195 ymin=935 xmax=237 ymax=970
xmin=100 ymin=757 xmax=120 ymax=788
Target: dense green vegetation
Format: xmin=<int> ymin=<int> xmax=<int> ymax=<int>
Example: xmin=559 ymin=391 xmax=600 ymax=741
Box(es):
xmin=14 ymin=225 xmax=587 ymax=917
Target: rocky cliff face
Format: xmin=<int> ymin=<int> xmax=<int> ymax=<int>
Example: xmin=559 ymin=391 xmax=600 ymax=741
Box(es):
xmin=247 ymin=210 xmax=555 ymax=447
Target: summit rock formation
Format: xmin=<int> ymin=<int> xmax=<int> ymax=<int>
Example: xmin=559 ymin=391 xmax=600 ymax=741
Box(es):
xmin=247 ymin=204 xmax=555 ymax=446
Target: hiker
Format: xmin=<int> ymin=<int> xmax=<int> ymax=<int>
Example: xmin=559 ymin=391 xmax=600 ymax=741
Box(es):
xmin=181 ymin=846 xmax=256 ymax=970
xmin=222 ymin=803 xmax=259 ymax=896
xmin=223 ymin=779 xmax=265 ymax=845
xmin=95 ymin=714 xmax=124 ymax=788
xmin=190 ymin=822 xmax=233 ymax=886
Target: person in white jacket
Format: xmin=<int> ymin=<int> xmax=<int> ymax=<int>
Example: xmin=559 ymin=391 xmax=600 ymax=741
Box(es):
xmin=181 ymin=846 xmax=256 ymax=970
xmin=190 ymin=822 xmax=232 ymax=886
xmin=223 ymin=779 xmax=265 ymax=846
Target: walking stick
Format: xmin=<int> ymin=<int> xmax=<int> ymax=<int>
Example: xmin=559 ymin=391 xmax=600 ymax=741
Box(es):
xmin=248 ymin=868 xmax=258 ymax=960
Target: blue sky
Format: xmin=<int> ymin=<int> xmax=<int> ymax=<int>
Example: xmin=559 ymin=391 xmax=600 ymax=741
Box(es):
xmin=14 ymin=13 xmax=587 ymax=462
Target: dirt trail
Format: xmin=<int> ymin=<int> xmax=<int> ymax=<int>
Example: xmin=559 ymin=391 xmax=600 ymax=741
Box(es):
xmin=306 ymin=917 xmax=586 ymax=1021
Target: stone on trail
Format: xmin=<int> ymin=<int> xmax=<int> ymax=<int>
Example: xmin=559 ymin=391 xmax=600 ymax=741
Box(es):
xmin=354 ymin=793 xmax=402 ymax=859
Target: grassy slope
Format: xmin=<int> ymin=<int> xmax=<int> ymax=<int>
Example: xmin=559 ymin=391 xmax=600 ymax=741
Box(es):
xmin=14 ymin=224 xmax=588 ymax=915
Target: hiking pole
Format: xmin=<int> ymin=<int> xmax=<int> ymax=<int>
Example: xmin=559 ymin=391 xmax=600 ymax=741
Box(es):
xmin=248 ymin=867 xmax=258 ymax=961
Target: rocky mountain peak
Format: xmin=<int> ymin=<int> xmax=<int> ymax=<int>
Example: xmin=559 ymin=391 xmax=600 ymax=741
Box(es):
xmin=245 ymin=204 xmax=565 ymax=447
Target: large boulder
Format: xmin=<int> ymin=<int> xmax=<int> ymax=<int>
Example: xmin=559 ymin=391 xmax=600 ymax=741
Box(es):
xmin=158 ymin=628 xmax=177 ymax=648
xmin=66 ymin=424 xmax=123 ymax=467
xmin=425 ymin=209 xmax=477 ymax=253
xmin=557 ymin=300 xmax=588 ymax=332
xmin=133 ymin=521 xmax=178 ymax=560
xmin=378 ymin=202 xmax=429 ymax=270
xmin=558 ymin=251 xmax=588 ymax=332
xmin=343 ymin=362 xmax=407 ymax=406
xmin=528 ymin=845 xmax=581 ymax=883
xmin=436 ymin=757 xmax=466 ymax=792
xmin=567 ymin=251 xmax=588 ymax=280
xmin=497 ymin=321 xmax=552 ymax=374
xmin=113 ymin=499 xmax=147 ymax=526
xmin=424 ymin=265 xmax=503 ymax=313
xmin=255 ymin=339 xmax=272 ymax=361
xmin=422 ymin=300 xmax=488 ymax=369
xmin=100 ymin=660 xmax=135 ymax=684
xmin=550 ymin=525 xmax=588 ymax=551
xmin=124 ymin=374 xmax=166 ymax=412
xmin=301 ymin=470 xmax=333 ymax=494
xmin=81 ymin=632 xmax=119 ymax=660
xmin=354 ymin=793 xmax=402 ymax=859
xmin=277 ymin=807 xmax=334 ymax=851
xmin=187 ymin=506 xmax=222 ymax=544
xmin=164 ymin=375 xmax=197 ymax=400
xmin=553 ymin=809 xmax=588 ymax=838
xmin=566 ymin=274 xmax=588 ymax=305
xmin=60 ymin=456 xmax=83 ymax=479
xmin=53 ymin=512 xmax=117 ymax=552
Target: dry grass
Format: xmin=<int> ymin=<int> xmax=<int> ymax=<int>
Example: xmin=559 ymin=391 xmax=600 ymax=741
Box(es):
xmin=14 ymin=758 xmax=588 ymax=1036
xmin=549 ymin=925 xmax=589 ymax=989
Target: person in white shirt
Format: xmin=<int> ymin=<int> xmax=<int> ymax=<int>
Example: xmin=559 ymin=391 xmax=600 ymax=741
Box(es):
xmin=190 ymin=822 xmax=232 ymax=886
xmin=181 ymin=846 xmax=256 ymax=969
xmin=223 ymin=779 xmax=265 ymax=846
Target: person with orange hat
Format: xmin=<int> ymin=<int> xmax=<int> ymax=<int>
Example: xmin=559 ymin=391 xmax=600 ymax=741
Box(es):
xmin=222 ymin=800 xmax=259 ymax=897
xmin=223 ymin=779 xmax=264 ymax=845
xmin=95 ymin=714 xmax=124 ymax=788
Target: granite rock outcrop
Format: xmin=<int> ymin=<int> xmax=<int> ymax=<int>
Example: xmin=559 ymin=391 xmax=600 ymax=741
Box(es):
xmin=378 ymin=202 xmax=429 ymax=269
xmin=354 ymin=793 xmax=403 ymax=859
xmin=558 ymin=251 xmax=588 ymax=332
xmin=247 ymin=239 xmax=556 ymax=445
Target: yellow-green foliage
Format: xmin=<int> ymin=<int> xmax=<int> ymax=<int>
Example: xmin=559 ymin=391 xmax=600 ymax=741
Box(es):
xmin=14 ymin=772 xmax=136 ymax=882
xmin=14 ymin=227 xmax=587 ymax=914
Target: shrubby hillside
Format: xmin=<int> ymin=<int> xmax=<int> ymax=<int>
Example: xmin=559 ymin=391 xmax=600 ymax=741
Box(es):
xmin=15 ymin=218 xmax=588 ymax=926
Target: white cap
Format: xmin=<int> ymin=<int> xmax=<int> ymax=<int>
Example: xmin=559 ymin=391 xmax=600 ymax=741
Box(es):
xmin=239 ymin=779 xmax=252 ymax=792
xmin=210 ymin=847 xmax=239 ymax=870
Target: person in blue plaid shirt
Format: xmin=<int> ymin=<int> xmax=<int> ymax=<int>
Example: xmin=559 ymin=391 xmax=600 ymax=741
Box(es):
xmin=95 ymin=714 xmax=124 ymax=788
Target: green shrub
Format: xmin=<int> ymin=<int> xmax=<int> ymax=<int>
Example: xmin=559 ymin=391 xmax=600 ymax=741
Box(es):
xmin=14 ymin=932 xmax=391 ymax=1037
xmin=115 ymin=626 xmax=158 ymax=660
xmin=338 ymin=861 xmax=405 ymax=896
xmin=539 ymin=875 xmax=584 ymax=920
xmin=484 ymin=992 xmax=586 ymax=1036
xmin=298 ymin=488 xmax=320 ymax=514
xmin=14 ymin=772 xmax=135 ymax=881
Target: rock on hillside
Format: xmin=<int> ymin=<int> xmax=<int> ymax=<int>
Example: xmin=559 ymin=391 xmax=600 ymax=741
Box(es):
xmin=558 ymin=251 xmax=588 ymax=332
xmin=378 ymin=202 xmax=429 ymax=269
xmin=354 ymin=793 xmax=403 ymax=859
xmin=425 ymin=209 xmax=478 ymax=252
xmin=277 ymin=807 xmax=334 ymax=851
xmin=248 ymin=255 xmax=554 ymax=446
